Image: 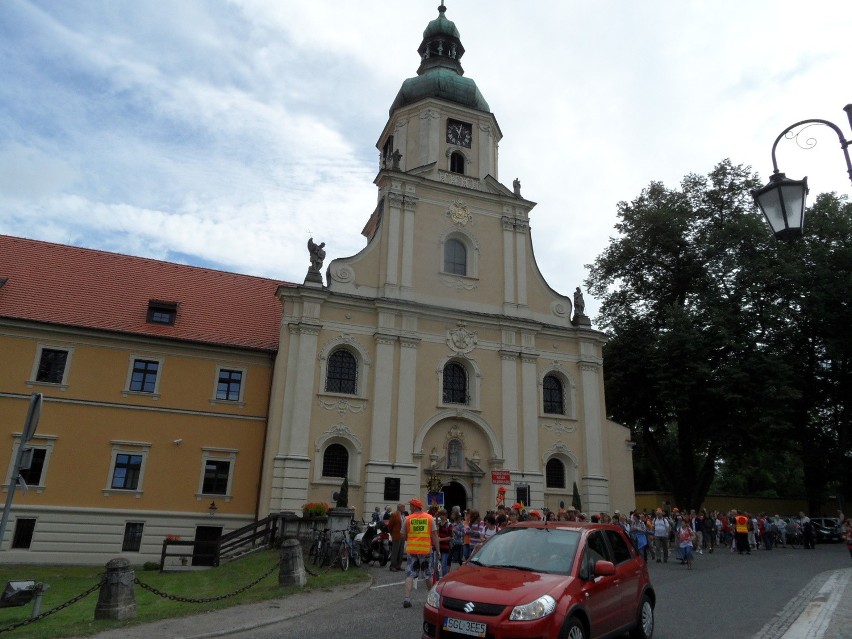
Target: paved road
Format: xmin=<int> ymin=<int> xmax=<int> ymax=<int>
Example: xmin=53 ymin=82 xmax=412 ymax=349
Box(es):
xmin=225 ymin=543 xmax=849 ymax=639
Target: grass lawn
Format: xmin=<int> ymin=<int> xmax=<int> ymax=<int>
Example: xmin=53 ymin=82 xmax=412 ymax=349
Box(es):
xmin=0 ymin=550 xmax=369 ymax=639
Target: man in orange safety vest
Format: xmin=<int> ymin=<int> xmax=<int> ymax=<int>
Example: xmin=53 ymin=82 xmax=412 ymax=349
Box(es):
xmin=402 ymin=497 xmax=440 ymax=609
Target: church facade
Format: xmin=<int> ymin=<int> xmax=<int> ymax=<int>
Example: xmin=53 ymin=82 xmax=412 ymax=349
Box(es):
xmin=259 ymin=6 xmax=634 ymax=518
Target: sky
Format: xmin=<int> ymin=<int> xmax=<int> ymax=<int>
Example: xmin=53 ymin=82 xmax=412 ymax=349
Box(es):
xmin=1 ymin=0 xmax=850 ymax=324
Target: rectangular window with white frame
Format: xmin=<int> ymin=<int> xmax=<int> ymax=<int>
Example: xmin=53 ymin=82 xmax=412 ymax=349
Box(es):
xmin=197 ymin=448 xmax=237 ymax=501
xmin=104 ymin=441 xmax=150 ymax=497
xmin=4 ymin=435 xmax=56 ymax=494
xmin=203 ymin=460 xmax=230 ymax=494
xmin=124 ymin=356 xmax=163 ymax=398
xmin=30 ymin=345 xmax=73 ymax=387
xmin=112 ymin=453 xmax=143 ymax=489
xmin=213 ymin=367 xmax=246 ymax=405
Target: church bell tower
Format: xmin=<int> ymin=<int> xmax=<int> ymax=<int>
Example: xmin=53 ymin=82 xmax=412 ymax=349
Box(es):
xmin=377 ymin=3 xmax=501 ymax=183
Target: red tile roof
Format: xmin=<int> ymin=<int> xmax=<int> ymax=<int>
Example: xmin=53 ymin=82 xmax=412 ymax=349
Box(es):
xmin=0 ymin=235 xmax=292 ymax=351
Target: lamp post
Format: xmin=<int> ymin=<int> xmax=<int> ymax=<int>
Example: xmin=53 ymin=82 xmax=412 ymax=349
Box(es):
xmin=752 ymin=104 xmax=852 ymax=240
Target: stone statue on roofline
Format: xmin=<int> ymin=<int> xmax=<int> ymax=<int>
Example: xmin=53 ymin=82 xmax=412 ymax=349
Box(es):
xmin=572 ymin=286 xmax=591 ymax=326
xmin=308 ymin=237 xmax=326 ymax=272
xmin=305 ymin=237 xmax=326 ymax=286
xmin=573 ymin=287 xmax=585 ymax=315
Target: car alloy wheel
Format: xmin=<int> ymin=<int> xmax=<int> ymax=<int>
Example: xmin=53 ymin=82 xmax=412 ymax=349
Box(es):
xmin=630 ymin=595 xmax=654 ymax=639
xmin=562 ymin=617 xmax=586 ymax=639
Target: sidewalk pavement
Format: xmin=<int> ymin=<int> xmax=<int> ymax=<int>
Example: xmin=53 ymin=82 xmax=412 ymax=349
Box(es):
xmin=77 ymin=565 xmax=852 ymax=639
xmin=74 ymin=582 xmax=371 ymax=639
xmin=754 ymin=567 xmax=852 ymax=639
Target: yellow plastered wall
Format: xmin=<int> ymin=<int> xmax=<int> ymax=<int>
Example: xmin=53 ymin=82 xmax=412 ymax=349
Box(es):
xmin=1 ymin=327 xmax=273 ymax=517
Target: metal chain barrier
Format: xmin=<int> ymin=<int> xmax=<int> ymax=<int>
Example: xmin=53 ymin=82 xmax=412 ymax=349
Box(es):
xmin=0 ymin=559 xmax=289 ymax=633
xmin=134 ymin=562 xmax=278 ymax=604
xmin=0 ymin=582 xmax=100 ymax=635
xmin=304 ymin=563 xmax=319 ymax=577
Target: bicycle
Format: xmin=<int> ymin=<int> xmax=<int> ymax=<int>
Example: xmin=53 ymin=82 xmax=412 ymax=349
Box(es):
xmin=325 ymin=529 xmax=351 ymax=571
xmin=308 ymin=528 xmax=331 ymax=566
xmin=346 ymin=519 xmax=362 ymax=568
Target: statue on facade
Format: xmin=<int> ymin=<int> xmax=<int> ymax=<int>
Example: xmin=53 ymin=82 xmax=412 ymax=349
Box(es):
xmin=513 ymin=177 xmax=521 ymax=197
xmin=573 ymin=287 xmax=586 ymax=316
xmin=308 ymin=237 xmax=326 ymax=272
xmin=391 ymin=149 xmax=402 ymax=171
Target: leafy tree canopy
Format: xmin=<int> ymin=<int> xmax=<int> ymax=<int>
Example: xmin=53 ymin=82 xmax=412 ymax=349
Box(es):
xmin=587 ymin=159 xmax=851 ymax=512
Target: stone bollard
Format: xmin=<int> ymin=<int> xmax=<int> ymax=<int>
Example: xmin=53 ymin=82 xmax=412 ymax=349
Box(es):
xmin=94 ymin=557 xmax=136 ymax=621
xmin=278 ymin=537 xmax=307 ymax=588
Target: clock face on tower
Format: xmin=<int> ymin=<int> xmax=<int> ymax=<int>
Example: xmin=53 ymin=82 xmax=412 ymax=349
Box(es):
xmin=446 ymin=119 xmax=472 ymax=148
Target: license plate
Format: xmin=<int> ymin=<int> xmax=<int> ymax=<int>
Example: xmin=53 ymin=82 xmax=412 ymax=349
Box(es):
xmin=443 ymin=616 xmax=487 ymax=638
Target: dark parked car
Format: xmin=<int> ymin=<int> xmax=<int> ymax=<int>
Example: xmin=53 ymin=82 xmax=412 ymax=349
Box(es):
xmin=810 ymin=517 xmax=843 ymax=543
xmin=422 ymin=521 xmax=655 ymax=639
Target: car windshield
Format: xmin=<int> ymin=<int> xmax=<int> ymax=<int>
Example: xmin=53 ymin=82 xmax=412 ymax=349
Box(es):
xmin=468 ymin=526 xmax=581 ymax=574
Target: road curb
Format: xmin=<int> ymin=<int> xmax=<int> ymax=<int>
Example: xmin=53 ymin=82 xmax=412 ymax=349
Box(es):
xmin=753 ymin=568 xmax=852 ymax=639
xmin=76 ymin=579 xmax=374 ymax=639
xmin=184 ymin=581 xmax=373 ymax=639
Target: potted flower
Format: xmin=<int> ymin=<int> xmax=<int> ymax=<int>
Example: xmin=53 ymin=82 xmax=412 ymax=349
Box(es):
xmin=302 ymin=502 xmax=331 ymax=518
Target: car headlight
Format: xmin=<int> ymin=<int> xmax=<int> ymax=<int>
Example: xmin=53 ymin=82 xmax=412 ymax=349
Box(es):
xmin=509 ymin=594 xmax=556 ymax=621
xmin=425 ymin=585 xmax=441 ymax=609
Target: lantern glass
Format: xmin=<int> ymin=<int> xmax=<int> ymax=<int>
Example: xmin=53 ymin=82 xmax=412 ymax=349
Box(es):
xmin=779 ymin=182 xmax=807 ymax=231
xmin=753 ymin=173 xmax=808 ymax=240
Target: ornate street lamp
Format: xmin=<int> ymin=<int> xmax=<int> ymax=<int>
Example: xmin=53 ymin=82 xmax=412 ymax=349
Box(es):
xmin=752 ymin=104 xmax=852 ymax=240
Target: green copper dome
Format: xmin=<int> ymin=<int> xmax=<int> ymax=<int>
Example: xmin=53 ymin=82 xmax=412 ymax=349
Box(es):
xmin=423 ymin=7 xmax=460 ymax=39
xmin=389 ymin=4 xmax=490 ymax=116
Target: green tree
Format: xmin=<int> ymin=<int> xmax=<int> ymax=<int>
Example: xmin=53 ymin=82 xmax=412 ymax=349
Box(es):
xmin=768 ymin=193 xmax=852 ymax=512
xmin=587 ymin=160 xmax=796 ymax=509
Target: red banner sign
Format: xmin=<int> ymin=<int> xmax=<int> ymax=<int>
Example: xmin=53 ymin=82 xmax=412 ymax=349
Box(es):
xmin=491 ymin=470 xmax=512 ymax=485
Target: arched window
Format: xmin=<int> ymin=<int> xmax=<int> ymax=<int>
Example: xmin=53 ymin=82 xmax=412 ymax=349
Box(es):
xmin=326 ymin=349 xmax=357 ymax=394
xmin=442 ymin=362 xmax=468 ymax=404
xmin=447 ymin=439 xmax=463 ymax=469
xmin=444 ymin=238 xmax=467 ymax=275
xmin=322 ymin=443 xmax=348 ymax=478
xmin=543 ymin=374 xmax=564 ymax=414
xmin=545 ymin=458 xmax=566 ymax=489
xmin=450 ymin=151 xmax=465 ymax=174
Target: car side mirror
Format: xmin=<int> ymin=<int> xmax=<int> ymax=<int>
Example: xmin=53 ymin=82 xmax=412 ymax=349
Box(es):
xmin=593 ymin=560 xmax=616 ymax=577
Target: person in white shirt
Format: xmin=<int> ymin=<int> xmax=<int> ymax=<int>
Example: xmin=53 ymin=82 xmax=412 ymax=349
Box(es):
xmin=653 ymin=509 xmax=671 ymax=563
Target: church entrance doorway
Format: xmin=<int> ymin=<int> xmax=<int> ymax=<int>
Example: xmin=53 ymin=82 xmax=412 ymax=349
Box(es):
xmin=442 ymin=481 xmax=467 ymax=514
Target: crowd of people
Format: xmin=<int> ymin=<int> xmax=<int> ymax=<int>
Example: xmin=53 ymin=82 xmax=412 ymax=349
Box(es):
xmin=633 ymin=508 xmax=830 ymax=564
xmin=387 ymin=499 xmax=851 ymax=607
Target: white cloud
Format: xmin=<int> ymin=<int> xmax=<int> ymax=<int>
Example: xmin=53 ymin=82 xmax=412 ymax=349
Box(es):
xmin=1 ymin=0 xmax=850 ymax=321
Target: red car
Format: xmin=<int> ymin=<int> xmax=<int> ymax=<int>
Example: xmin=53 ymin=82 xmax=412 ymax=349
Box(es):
xmin=422 ymin=521 xmax=655 ymax=639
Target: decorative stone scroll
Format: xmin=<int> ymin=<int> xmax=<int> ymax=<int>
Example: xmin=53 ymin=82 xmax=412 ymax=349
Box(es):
xmin=447 ymin=323 xmax=477 ymax=355
xmin=439 ymin=172 xmax=485 ymax=191
xmin=541 ymin=421 xmax=578 ymax=434
xmin=440 ymin=276 xmax=477 ymax=290
xmin=447 ymin=201 xmax=472 ymax=226
xmin=318 ymin=397 xmax=367 ymax=414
